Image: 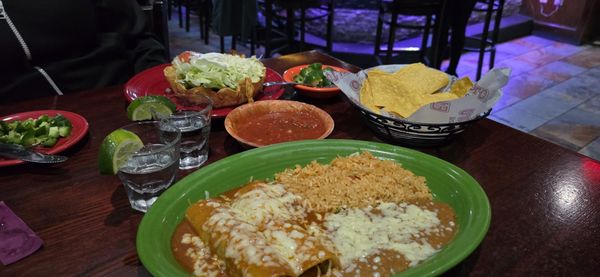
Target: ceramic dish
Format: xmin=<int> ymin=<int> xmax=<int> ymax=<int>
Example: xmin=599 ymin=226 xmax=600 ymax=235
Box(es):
xmin=0 ymin=110 xmax=89 ymax=167
xmin=283 ymin=64 xmax=350 ymax=99
xmin=224 ymin=100 xmax=334 ymax=148
xmin=124 ymin=64 xmax=286 ymax=118
xmin=137 ymin=139 xmax=491 ymax=277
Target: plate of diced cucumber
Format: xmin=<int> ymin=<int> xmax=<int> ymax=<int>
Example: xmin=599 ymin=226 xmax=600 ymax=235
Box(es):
xmin=0 ymin=110 xmax=89 ymax=166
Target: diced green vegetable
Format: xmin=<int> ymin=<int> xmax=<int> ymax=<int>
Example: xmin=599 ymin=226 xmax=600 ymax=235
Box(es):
xmin=0 ymin=114 xmax=72 ymax=148
xmin=0 ymin=121 xmax=9 ymax=134
xmin=52 ymin=115 xmax=71 ymax=127
xmin=48 ymin=126 xmax=60 ymax=138
xmin=5 ymin=130 xmax=22 ymax=144
xmin=35 ymin=125 xmax=49 ymax=136
xmin=58 ymin=126 xmax=71 ymax=137
xmin=35 ymin=115 xmax=49 ymax=126
xmin=41 ymin=136 xmax=58 ymax=147
xmin=21 ymin=130 xmax=36 ymax=147
xmin=293 ymin=63 xmax=337 ymax=88
xmin=15 ymin=121 xmax=28 ymax=132
xmin=8 ymin=121 xmax=18 ymax=130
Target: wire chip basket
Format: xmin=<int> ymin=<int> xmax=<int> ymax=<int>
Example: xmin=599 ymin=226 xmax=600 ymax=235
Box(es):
xmin=350 ymin=101 xmax=491 ymax=147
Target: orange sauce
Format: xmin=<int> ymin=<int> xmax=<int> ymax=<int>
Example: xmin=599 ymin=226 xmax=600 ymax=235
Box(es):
xmin=171 ymin=221 xmax=226 ymax=276
xmin=171 ymin=221 xmax=197 ymax=272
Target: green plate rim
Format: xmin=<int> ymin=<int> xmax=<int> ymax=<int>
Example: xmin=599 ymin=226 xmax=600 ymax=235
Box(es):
xmin=137 ymin=139 xmax=491 ymax=276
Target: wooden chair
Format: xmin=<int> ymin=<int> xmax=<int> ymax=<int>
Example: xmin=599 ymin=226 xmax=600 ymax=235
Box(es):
xmin=374 ymin=0 xmax=447 ymax=66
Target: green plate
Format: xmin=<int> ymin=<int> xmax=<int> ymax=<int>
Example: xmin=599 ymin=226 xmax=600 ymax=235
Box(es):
xmin=137 ymin=139 xmax=491 ymax=276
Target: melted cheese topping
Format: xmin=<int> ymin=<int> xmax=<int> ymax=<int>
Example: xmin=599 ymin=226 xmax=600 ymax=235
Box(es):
xmin=204 ymin=206 xmax=286 ymax=269
xmin=231 ymin=183 xmax=308 ymax=227
xmin=324 ymin=202 xmax=442 ymax=267
xmin=180 ymin=233 xmax=225 ymax=277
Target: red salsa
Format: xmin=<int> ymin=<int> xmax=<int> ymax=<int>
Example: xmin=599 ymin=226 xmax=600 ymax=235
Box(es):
xmin=236 ymin=111 xmax=326 ymax=145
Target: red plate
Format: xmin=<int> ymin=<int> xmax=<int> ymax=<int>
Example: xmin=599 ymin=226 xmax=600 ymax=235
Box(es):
xmin=124 ymin=64 xmax=285 ymax=118
xmin=0 ymin=110 xmax=89 ymax=167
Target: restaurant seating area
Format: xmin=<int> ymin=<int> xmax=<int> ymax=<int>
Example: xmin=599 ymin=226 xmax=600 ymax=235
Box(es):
xmin=167 ymin=6 xmax=600 ymax=161
xmin=302 ymin=0 xmax=523 ymax=44
xmin=2 ymin=0 xmax=600 ymax=276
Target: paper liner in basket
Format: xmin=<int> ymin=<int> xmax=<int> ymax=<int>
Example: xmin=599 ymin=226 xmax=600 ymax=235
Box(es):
xmin=324 ymin=65 xmax=511 ymax=124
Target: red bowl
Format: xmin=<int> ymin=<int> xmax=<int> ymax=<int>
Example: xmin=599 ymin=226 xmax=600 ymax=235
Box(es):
xmin=283 ymin=64 xmax=350 ymax=99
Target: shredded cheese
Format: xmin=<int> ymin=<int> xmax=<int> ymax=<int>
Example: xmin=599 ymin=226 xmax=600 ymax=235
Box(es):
xmin=324 ymin=202 xmax=441 ymax=267
xmin=231 ymin=183 xmax=307 ymax=227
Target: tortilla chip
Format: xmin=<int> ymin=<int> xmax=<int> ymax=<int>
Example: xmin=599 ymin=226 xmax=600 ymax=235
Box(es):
xmin=384 ymin=93 xmax=426 ymax=118
xmin=369 ymin=73 xmax=407 ymax=108
xmin=368 ymin=69 xmax=391 ymax=77
xmin=359 ymin=63 xmax=464 ymax=118
xmin=449 ymin=77 xmax=474 ymax=97
xmin=392 ymin=63 xmax=449 ymax=95
xmin=360 ymin=77 xmax=379 ymax=113
xmin=242 ymin=78 xmax=255 ymax=103
xmin=385 ymin=92 xmax=459 ymax=118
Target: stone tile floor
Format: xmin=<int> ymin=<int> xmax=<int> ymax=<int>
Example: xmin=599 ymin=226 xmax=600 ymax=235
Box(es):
xmin=167 ymin=17 xmax=600 ymax=161
xmin=469 ymin=38 xmax=600 ymax=162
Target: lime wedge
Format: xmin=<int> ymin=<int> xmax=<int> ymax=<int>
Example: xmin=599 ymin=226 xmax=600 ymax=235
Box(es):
xmin=98 ymin=129 xmax=144 ymax=175
xmin=127 ymin=96 xmax=177 ymax=121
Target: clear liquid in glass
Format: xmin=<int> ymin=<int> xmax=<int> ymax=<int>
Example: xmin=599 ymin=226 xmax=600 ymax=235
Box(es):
xmin=117 ymin=144 xmax=178 ymax=212
xmin=165 ymin=113 xmax=210 ymax=170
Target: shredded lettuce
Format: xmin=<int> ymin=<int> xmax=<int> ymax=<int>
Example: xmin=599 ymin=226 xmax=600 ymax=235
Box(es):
xmin=172 ymin=52 xmax=265 ymax=90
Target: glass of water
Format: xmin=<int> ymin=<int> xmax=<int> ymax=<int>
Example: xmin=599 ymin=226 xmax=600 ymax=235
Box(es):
xmin=156 ymin=94 xmax=213 ymax=170
xmin=116 ymin=121 xmax=181 ymax=213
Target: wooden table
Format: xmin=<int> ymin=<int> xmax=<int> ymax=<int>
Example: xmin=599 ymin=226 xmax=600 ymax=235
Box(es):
xmin=1 ymin=51 xmax=598 ymax=276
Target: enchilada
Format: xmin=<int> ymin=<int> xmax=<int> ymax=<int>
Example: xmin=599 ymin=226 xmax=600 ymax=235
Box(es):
xmin=183 ymin=182 xmax=339 ymax=277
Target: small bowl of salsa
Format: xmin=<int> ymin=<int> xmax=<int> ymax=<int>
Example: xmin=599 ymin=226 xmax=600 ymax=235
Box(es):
xmin=283 ymin=63 xmax=350 ymax=99
xmin=224 ymin=100 xmax=334 ymax=148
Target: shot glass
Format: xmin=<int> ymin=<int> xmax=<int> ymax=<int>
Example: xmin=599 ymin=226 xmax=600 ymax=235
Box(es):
xmin=116 ymin=121 xmax=181 ymax=213
xmin=156 ymin=94 xmax=213 ymax=170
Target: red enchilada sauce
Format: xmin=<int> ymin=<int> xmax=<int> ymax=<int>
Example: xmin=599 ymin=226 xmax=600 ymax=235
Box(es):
xmin=236 ymin=111 xmax=326 ymax=145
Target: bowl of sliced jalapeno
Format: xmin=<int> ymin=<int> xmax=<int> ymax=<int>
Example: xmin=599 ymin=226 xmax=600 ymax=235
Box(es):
xmin=283 ymin=63 xmax=350 ymax=99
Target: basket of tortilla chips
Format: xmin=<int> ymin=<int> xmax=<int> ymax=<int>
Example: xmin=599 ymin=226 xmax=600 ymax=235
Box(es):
xmin=324 ymin=63 xmax=510 ymax=147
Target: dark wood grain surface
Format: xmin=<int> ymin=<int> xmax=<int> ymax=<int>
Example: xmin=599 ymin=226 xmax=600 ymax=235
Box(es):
xmin=1 ymin=51 xmax=598 ymax=276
